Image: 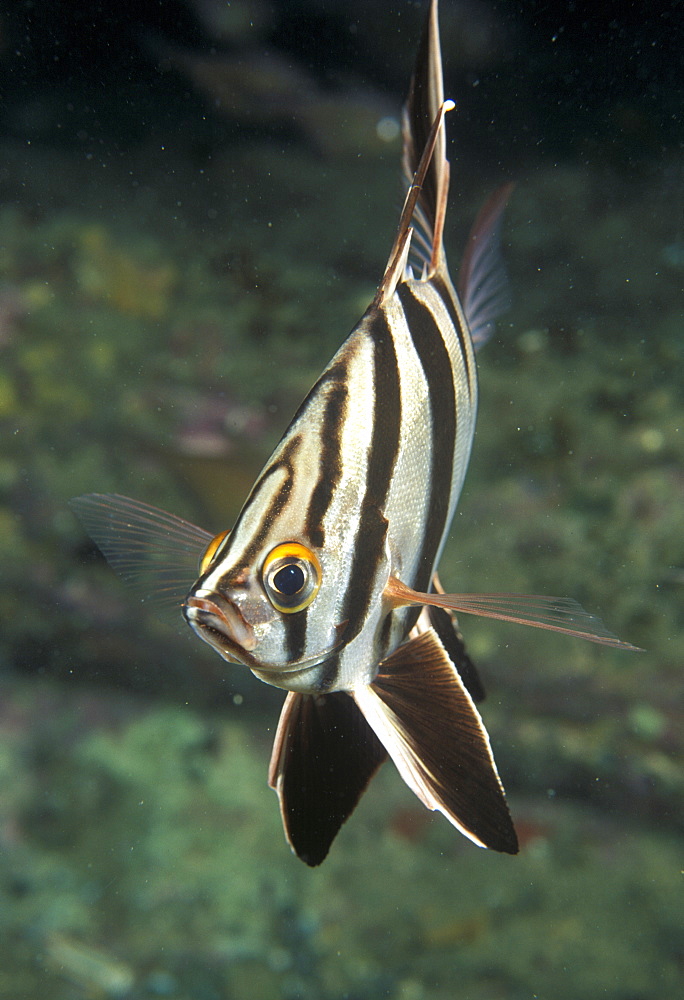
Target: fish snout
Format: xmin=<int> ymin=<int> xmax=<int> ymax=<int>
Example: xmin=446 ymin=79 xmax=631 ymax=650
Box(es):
xmin=184 ymin=591 xmax=257 ymax=659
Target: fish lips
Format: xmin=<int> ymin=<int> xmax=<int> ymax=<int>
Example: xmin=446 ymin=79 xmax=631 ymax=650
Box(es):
xmin=184 ymin=590 xmax=344 ymax=682
xmin=184 ymin=592 xmax=258 ymax=665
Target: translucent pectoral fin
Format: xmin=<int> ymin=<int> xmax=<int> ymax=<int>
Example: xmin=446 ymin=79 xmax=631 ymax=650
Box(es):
xmin=385 ymin=577 xmax=642 ymax=651
xmin=458 ymin=182 xmax=514 ymax=349
xmin=353 ymin=628 xmax=518 ymax=853
xmin=70 ymin=493 xmax=213 ymax=623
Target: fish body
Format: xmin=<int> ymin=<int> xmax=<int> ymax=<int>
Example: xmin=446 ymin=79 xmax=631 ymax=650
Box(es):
xmin=72 ymin=0 xmax=637 ymax=866
xmin=188 ymin=271 xmax=476 ymax=696
xmin=183 ymin=1 xmax=476 ymax=700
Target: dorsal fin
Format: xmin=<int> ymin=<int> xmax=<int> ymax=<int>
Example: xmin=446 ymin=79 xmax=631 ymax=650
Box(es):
xmin=402 ymin=0 xmax=449 ymax=277
xmin=375 ymin=97 xmax=453 ymax=305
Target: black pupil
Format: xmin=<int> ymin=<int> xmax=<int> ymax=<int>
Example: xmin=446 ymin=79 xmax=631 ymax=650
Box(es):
xmin=273 ymin=563 xmax=305 ymax=597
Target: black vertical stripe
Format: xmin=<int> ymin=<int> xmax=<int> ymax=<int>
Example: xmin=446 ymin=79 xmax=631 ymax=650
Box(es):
xmin=285 ymin=363 xmax=348 ymax=665
xmin=323 ymin=309 xmax=403 ymax=688
xmin=285 ymin=607 xmax=309 ymax=664
xmin=364 ymin=311 xmax=404 ymax=508
xmin=315 ymin=653 xmax=343 ymax=693
xmin=397 ymin=284 xmax=458 ymax=594
xmin=304 ymin=361 xmax=349 ymax=548
xmin=432 ymin=274 xmax=475 ymax=402
xmin=218 ymin=435 xmax=301 ymax=579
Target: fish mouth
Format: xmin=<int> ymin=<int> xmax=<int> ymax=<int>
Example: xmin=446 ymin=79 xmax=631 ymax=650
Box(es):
xmin=184 ymin=593 xmax=257 ymax=664
xmin=184 ymin=591 xmax=344 ymax=681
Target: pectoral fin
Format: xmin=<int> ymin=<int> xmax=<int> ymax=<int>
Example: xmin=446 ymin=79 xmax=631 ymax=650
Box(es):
xmin=268 ymin=691 xmax=388 ymax=867
xmin=70 ymin=493 xmax=213 ymax=625
xmin=385 ymin=576 xmax=642 ymax=650
xmin=353 ymin=628 xmax=518 ymax=854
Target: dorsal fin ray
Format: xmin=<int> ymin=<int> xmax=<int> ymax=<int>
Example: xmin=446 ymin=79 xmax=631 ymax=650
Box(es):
xmin=375 ymin=98 xmax=453 ymax=306
xmin=402 ymin=0 xmax=447 ymax=277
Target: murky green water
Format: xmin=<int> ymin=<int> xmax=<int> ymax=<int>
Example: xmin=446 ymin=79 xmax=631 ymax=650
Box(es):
xmin=0 ymin=2 xmax=682 ymax=998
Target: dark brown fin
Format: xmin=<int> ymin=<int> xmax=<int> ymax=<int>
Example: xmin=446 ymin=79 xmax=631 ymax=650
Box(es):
xmin=268 ymin=691 xmax=388 ymax=867
xmin=353 ymin=629 xmax=518 ymax=854
xmin=402 ymin=0 xmax=446 ymax=273
xmin=385 ymin=576 xmax=643 ymax=651
xmin=429 ymin=572 xmax=485 ymax=702
xmin=427 ymin=605 xmax=485 ymax=703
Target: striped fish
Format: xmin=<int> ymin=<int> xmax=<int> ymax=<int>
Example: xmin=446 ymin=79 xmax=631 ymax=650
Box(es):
xmin=72 ymin=0 xmax=637 ymax=866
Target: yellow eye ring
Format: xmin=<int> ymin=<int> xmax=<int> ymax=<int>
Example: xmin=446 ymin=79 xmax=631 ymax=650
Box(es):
xmin=199 ymin=529 xmax=230 ymax=575
xmin=261 ymin=542 xmax=321 ymax=614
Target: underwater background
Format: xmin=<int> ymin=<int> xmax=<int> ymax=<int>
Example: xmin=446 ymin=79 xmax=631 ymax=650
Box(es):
xmin=0 ymin=1 xmax=682 ymax=997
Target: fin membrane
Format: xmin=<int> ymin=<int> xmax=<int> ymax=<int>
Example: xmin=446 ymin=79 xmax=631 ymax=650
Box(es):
xmin=402 ymin=0 xmax=446 ymax=275
xmin=70 ymin=493 xmax=212 ymax=624
xmin=269 ymin=691 xmax=388 ymax=866
xmin=458 ymin=183 xmax=514 ymax=349
xmin=385 ymin=575 xmax=641 ymax=650
xmin=354 ymin=628 xmax=518 ymax=854
xmin=427 ymin=605 xmax=486 ymax=703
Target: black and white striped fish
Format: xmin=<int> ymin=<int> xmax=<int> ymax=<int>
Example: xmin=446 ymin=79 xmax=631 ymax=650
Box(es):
xmin=72 ymin=0 xmax=637 ymax=866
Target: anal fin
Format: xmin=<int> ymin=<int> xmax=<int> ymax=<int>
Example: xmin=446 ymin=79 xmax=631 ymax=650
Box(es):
xmin=353 ymin=628 xmax=518 ymax=854
xmin=268 ymin=691 xmax=388 ymax=866
xmin=428 ymin=572 xmax=486 ymax=702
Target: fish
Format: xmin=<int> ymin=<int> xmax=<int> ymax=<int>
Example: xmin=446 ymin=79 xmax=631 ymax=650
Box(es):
xmin=71 ymin=0 xmax=639 ymax=866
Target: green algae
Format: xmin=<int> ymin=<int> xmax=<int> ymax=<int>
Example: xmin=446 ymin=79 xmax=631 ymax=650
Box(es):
xmin=0 ymin=677 xmax=681 ymax=999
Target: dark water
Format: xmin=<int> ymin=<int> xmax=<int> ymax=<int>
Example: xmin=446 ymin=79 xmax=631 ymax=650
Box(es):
xmin=0 ymin=2 xmax=682 ymax=997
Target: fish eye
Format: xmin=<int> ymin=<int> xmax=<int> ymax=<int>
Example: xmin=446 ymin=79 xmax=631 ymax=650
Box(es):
xmin=262 ymin=542 xmax=321 ymax=614
xmin=199 ymin=529 xmax=230 ymax=575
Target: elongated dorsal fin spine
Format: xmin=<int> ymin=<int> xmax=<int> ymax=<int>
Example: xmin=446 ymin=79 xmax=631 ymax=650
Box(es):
xmin=401 ymin=0 xmax=450 ymax=279
xmin=375 ymin=98 xmax=453 ymax=306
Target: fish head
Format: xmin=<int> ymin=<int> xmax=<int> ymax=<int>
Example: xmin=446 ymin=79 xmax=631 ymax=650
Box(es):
xmin=183 ymin=528 xmax=351 ymax=691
